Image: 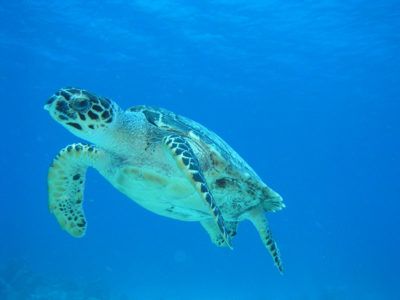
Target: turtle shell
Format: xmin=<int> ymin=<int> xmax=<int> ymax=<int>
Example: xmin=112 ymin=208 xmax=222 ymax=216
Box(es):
xmin=127 ymin=105 xmax=260 ymax=180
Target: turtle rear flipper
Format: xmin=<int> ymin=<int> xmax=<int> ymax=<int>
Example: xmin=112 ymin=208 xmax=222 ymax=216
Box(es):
xmin=201 ymin=219 xmax=237 ymax=247
xmin=48 ymin=143 xmax=104 ymax=237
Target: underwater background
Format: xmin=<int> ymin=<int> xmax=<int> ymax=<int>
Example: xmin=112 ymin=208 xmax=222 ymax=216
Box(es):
xmin=1 ymin=1 xmax=399 ymax=299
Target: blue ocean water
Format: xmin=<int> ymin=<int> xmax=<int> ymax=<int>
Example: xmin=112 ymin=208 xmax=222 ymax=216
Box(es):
xmin=1 ymin=1 xmax=399 ymax=299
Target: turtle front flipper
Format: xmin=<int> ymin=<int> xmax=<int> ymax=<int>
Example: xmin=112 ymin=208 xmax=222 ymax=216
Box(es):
xmin=48 ymin=143 xmax=104 ymax=237
xmin=163 ymin=134 xmax=232 ymax=248
xmin=247 ymin=207 xmax=284 ymax=274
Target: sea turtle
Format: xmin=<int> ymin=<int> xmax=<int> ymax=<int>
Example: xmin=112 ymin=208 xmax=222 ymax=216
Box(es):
xmin=45 ymin=87 xmax=285 ymax=273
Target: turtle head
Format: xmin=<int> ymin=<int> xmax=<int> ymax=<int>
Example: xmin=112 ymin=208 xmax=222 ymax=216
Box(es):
xmin=45 ymin=87 xmax=119 ymax=141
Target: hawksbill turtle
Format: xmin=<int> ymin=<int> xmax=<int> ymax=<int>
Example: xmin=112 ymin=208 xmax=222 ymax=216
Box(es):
xmin=45 ymin=87 xmax=285 ymax=273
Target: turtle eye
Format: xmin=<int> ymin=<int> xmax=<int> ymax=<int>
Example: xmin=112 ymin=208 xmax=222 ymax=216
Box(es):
xmin=71 ymin=98 xmax=90 ymax=112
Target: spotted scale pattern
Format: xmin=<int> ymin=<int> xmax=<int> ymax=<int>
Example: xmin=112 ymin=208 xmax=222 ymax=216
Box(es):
xmin=265 ymin=229 xmax=284 ymax=273
xmin=163 ymin=134 xmax=232 ymax=248
xmin=48 ymin=143 xmax=102 ymax=237
xmin=249 ymin=209 xmax=284 ymax=274
xmin=47 ymin=87 xmax=115 ymax=132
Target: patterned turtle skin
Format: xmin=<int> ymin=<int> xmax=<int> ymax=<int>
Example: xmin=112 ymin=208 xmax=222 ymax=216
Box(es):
xmin=45 ymin=87 xmax=285 ymax=273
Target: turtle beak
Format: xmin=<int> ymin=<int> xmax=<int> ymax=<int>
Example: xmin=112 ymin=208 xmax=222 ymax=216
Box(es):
xmin=44 ymin=95 xmax=57 ymax=111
